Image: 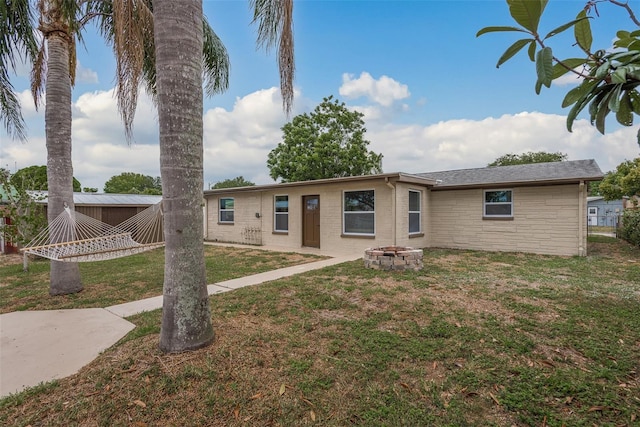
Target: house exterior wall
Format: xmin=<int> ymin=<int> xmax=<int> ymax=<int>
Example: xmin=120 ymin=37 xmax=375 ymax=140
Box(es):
xmin=394 ymin=182 xmax=429 ymax=249
xmin=428 ymin=184 xmax=585 ymax=256
xmin=587 ymin=198 xmax=624 ymax=227
xmin=205 ymin=179 xmax=433 ymax=254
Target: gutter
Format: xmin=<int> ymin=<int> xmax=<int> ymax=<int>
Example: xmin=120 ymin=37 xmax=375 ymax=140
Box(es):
xmin=579 ymin=181 xmax=585 ymax=256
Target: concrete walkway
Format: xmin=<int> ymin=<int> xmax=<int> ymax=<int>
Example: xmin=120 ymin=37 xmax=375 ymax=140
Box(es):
xmin=0 ymin=250 xmax=361 ymax=398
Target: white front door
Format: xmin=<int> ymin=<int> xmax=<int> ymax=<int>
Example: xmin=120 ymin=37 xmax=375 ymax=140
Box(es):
xmin=588 ymin=207 xmax=598 ymax=226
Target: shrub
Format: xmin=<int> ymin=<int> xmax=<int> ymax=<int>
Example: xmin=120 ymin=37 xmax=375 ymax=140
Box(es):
xmin=618 ymin=209 xmax=640 ymax=247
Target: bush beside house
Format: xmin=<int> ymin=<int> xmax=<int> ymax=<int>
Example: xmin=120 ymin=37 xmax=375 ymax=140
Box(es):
xmin=619 ymin=209 xmax=640 ymax=247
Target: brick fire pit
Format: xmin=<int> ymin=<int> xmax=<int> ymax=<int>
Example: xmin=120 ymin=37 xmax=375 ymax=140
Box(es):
xmin=363 ymin=246 xmax=423 ymax=271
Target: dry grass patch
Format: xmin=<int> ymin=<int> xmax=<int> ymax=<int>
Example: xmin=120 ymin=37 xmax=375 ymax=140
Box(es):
xmin=1 ymin=239 xmax=639 ymax=426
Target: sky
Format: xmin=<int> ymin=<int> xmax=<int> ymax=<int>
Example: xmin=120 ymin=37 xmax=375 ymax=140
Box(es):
xmin=1 ymin=0 xmax=639 ymax=192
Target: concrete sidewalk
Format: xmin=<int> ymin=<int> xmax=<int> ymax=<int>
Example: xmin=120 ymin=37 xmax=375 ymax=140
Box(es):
xmin=0 ymin=252 xmax=361 ymax=398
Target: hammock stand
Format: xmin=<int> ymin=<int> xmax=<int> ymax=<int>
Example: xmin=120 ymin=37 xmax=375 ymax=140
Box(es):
xmin=21 ymin=201 xmax=164 ymax=269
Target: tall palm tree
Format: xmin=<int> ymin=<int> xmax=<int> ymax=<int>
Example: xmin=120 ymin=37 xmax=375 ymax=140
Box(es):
xmin=32 ymin=0 xmax=84 ymax=294
xmin=154 ymin=0 xmax=295 ymax=352
xmin=23 ymin=0 xmax=229 ymax=295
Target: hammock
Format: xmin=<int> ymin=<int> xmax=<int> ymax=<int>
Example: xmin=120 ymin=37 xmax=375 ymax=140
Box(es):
xmin=21 ymin=202 xmax=164 ymax=262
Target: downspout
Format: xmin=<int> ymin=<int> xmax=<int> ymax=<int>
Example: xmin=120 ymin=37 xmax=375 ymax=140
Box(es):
xmin=578 ymin=181 xmax=585 ymax=256
xmin=260 ymin=191 xmax=264 ymax=245
xmin=203 ymin=196 xmax=208 ymax=239
xmin=385 ymin=177 xmax=396 ymax=245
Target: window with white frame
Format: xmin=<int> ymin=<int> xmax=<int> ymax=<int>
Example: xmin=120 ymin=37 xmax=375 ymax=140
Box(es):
xmin=483 ymin=189 xmax=513 ymax=218
xmin=219 ymin=197 xmax=235 ymax=223
xmin=274 ymin=195 xmax=289 ymax=232
xmin=409 ymin=190 xmax=421 ymax=234
xmin=343 ymin=190 xmax=375 ymax=235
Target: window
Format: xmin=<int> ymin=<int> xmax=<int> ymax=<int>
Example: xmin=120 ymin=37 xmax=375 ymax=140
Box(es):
xmin=219 ymin=198 xmax=234 ymax=223
xmin=344 ymin=190 xmax=375 ymax=235
xmin=409 ymin=190 xmax=421 ymax=234
xmin=274 ymin=195 xmax=289 ymax=232
xmin=483 ymin=190 xmax=513 ymax=218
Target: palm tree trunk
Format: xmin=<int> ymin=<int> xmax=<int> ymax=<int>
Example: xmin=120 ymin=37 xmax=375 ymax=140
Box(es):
xmin=154 ymin=0 xmax=214 ymax=352
xmin=45 ymin=29 xmax=82 ymax=296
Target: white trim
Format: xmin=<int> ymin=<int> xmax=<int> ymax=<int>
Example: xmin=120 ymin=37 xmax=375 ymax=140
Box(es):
xmin=408 ymin=189 xmax=422 ymax=234
xmin=274 ymin=194 xmax=289 ymax=232
xmin=343 ymin=189 xmax=375 ymax=236
xmin=219 ymin=197 xmax=235 ymax=223
xmin=483 ymin=189 xmax=513 ymax=218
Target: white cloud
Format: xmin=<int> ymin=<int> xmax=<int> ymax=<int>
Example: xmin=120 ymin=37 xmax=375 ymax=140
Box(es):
xmin=202 ymin=88 xmax=293 ymax=186
xmin=339 ymin=72 xmax=410 ymax=107
xmin=365 ymin=112 xmax=638 ymax=174
xmin=553 ymin=69 xmax=583 ymax=87
xmin=76 ymin=61 xmax=99 ymax=84
xmin=2 ymin=86 xmax=638 ymax=194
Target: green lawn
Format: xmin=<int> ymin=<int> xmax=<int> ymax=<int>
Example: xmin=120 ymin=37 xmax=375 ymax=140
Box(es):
xmin=1 ymin=239 xmax=639 ymax=426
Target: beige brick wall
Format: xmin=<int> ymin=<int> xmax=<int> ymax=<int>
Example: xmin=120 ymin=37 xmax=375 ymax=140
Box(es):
xmin=394 ymin=182 xmax=429 ymax=249
xmin=205 ymin=180 xmax=417 ymax=255
xmin=206 ymin=193 xmax=262 ymax=245
xmin=205 ymin=181 xmax=587 ymax=257
xmin=427 ymin=184 xmax=585 ymax=256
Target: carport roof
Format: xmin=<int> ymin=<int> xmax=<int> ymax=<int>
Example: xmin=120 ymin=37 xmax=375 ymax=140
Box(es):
xmin=30 ymin=192 xmax=162 ymax=206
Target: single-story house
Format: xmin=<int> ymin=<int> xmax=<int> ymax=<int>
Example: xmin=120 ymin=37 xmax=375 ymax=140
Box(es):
xmin=33 ymin=192 xmax=162 ymax=226
xmin=203 ymin=159 xmax=604 ymax=257
xmin=586 ymin=196 xmax=624 ymax=227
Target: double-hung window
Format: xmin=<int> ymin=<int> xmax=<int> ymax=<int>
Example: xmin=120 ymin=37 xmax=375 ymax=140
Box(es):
xmin=219 ymin=198 xmax=235 ymax=223
xmin=483 ymin=190 xmax=513 ymax=218
xmin=343 ymin=190 xmax=375 ymax=235
xmin=274 ymin=195 xmax=289 ymax=232
xmin=409 ymin=190 xmax=421 ymax=234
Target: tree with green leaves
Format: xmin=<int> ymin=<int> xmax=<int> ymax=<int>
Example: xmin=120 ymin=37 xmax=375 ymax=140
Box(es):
xmin=488 ymin=151 xmax=567 ymax=167
xmin=211 ymin=176 xmax=255 ymax=189
xmin=267 ymin=96 xmax=383 ymax=182
xmin=0 ymin=169 xmax=47 ymax=247
xmin=599 ymin=157 xmax=640 ymax=203
xmin=154 ymin=0 xmax=295 ymax=353
xmin=103 ymin=172 xmax=161 ymax=194
xmin=11 ymin=165 xmax=81 ymax=192
xmin=478 ymin=0 xmax=640 ymax=144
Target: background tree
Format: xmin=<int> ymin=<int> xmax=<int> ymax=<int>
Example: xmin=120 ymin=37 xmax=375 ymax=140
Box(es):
xmin=211 ymin=176 xmax=255 ymax=189
xmin=154 ymin=0 xmax=295 ymax=353
xmin=82 ymin=187 xmax=97 ymax=193
xmin=488 ymin=151 xmax=567 ymax=166
xmin=478 ymin=0 xmax=640 ymax=144
xmin=0 ymin=169 xmax=47 ymax=246
xmin=11 ymin=165 xmax=81 ymax=191
xmin=103 ymin=172 xmax=162 ymax=194
xmin=599 ymin=157 xmax=640 ymax=203
xmin=589 ymin=179 xmax=602 ymax=196
xmin=267 ymin=96 xmax=383 ymax=182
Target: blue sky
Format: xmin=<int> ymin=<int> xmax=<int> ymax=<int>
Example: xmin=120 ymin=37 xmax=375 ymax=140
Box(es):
xmin=1 ymin=0 xmax=638 ymax=191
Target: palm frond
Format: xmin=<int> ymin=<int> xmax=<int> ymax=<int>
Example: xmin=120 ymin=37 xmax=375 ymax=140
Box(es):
xmin=0 ymin=68 xmax=27 ymax=140
xmin=202 ymin=18 xmax=229 ymax=96
xmin=1 ymin=0 xmax=39 ymax=141
xmin=111 ymin=0 xmax=154 ymax=142
xmin=251 ymin=0 xmax=295 ymax=114
xmin=30 ymin=37 xmax=46 ymax=110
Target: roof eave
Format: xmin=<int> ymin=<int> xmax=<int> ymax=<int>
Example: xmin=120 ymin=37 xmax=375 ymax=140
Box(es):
xmin=431 ymin=176 xmax=604 ymax=191
xmin=204 ymin=173 xmax=437 ymax=195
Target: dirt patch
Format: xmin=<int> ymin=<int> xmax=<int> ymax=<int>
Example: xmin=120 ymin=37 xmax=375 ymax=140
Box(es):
xmin=0 ymin=253 xmax=22 ymax=267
